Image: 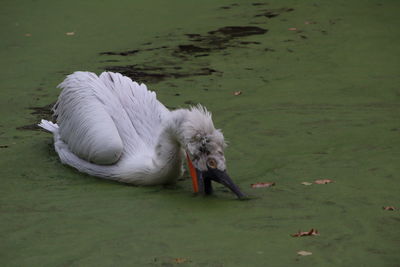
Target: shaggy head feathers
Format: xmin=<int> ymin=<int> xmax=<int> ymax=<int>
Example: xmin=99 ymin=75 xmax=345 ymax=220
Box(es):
xmin=182 ymin=105 xmax=227 ymax=171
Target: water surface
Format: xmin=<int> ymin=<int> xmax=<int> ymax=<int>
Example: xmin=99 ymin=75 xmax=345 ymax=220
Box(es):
xmin=1 ymin=0 xmax=399 ymax=266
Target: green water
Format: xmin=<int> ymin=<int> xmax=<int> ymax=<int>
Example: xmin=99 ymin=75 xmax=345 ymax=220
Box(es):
xmin=1 ymin=0 xmax=399 ymax=266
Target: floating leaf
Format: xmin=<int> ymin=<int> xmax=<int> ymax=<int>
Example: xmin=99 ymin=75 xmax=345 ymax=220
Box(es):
xmin=383 ymin=206 xmax=396 ymax=211
xmin=301 ymin=182 xmax=312 ymax=186
xmin=233 ymin=91 xmax=242 ymax=96
xmin=251 ymin=182 xmax=275 ymax=188
xmin=297 ymin=250 xmax=312 ymax=256
xmin=288 ymin=27 xmax=297 ymax=31
xmin=314 ymin=179 xmax=333 ymax=184
xmin=24 ymin=33 xmax=32 ymax=37
xmin=291 ymin=228 xmax=319 ymax=237
xmin=173 ymin=258 xmax=188 ymax=264
xmin=304 ymin=21 xmax=316 ymax=25
xmin=65 ymin=32 xmax=75 ymax=36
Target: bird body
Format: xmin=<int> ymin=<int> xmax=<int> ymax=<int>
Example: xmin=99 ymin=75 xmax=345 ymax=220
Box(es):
xmin=40 ymin=71 xmax=245 ymax=198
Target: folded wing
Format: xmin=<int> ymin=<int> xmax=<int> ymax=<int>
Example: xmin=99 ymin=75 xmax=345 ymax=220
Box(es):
xmin=54 ymin=71 xmax=169 ymax=165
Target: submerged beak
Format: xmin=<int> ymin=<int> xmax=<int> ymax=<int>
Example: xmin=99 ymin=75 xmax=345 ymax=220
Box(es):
xmin=186 ymin=153 xmax=246 ymax=199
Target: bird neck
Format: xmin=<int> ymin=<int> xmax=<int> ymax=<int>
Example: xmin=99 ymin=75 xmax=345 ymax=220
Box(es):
xmin=153 ymin=109 xmax=189 ymax=170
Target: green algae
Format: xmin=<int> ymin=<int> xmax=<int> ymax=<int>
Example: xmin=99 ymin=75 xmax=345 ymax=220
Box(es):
xmin=1 ymin=0 xmax=400 ymax=266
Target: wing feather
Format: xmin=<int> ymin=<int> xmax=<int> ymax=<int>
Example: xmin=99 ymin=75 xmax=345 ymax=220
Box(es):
xmin=54 ymin=71 xmax=169 ymax=165
xmin=98 ymin=72 xmax=169 ymax=147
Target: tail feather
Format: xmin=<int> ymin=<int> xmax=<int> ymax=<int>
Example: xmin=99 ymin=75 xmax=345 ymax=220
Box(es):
xmin=38 ymin=119 xmax=59 ymax=133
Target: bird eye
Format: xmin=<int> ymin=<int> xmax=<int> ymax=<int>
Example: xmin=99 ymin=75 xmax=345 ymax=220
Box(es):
xmin=207 ymin=158 xmax=218 ymax=169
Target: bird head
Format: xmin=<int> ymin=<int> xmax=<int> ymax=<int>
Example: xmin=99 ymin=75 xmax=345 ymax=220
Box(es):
xmin=182 ymin=105 xmax=246 ymax=199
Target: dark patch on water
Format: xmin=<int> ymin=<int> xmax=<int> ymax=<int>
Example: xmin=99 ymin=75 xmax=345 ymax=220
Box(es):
xmin=105 ymin=64 xmax=219 ymax=84
xmin=100 ymin=59 xmax=120 ymax=63
xmin=99 ymin=46 xmax=168 ymax=56
xmin=17 ymin=103 xmax=55 ymax=131
xmin=256 ymin=11 xmax=279 ymax=18
xmin=98 ymin=5 xmax=295 ymax=84
xmin=104 ymin=65 xmax=166 ymax=83
xmin=180 ymin=26 xmax=267 ymax=54
xmin=143 ymin=46 xmax=168 ymax=52
xmin=208 ymin=26 xmax=267 ymax=38
xmin=177 ymin=45 xmax=211 ymax=53
xmin=100 ymin=26 xmax=266 ymax=83
xmin=99 ymin=49 xmax=139 ymax=56
xmin=28 ymin=104 xmax=54 ymax=119
xmin=240 ymin=41 xmax=261 ymax=45
xmin=184 ymin=33 xmax=201 ymax=39
xmin=101 ymin=24 xmax=267 ymax=62
xmin=16 ymin=124 xmax=41 ymax=131
xmin=254 ymin=7 xmax=294 ymax=18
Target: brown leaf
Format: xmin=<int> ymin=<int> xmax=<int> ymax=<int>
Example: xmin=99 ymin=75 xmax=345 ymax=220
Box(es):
xmin=251 ymin=182 xmax=275 ymax=188
xmin=304 ymin=21 xmax=316 ymax=25
xmin=383 ymin=206 xmax=396 ymax=211
xmin=24 ymin=33 xmax=32 ymax=37
xmin=233 ymin=91 xmax=242 ymax=96
xmin=65 ymin=32 xmax=75 ymax=36
xmin=314 ymin=179 xmax=333 ymax=184
xmin=301 ymin=182 xmax=312 ymax=186
xmin=291 ymin=228 xmax=319 ymax=237
xmin=173 ymin=258 xmax=188 ymax=264
xmin=297 ymin=250 xmax=312 ymax=256
xmin=288 ymin=27 xmax=297 ymax=31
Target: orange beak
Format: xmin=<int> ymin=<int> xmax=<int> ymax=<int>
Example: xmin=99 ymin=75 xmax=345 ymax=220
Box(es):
xmin=186 ymin=152 xmax=199 ymax=193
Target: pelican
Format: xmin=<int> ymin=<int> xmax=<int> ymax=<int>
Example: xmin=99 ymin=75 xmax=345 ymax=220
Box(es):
xmin=39 ymin=71 xmax=245 ymax=199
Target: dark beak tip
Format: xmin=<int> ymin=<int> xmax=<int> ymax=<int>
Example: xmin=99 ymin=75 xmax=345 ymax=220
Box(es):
xmin=199 ymin=168 xmax=250 ymax=200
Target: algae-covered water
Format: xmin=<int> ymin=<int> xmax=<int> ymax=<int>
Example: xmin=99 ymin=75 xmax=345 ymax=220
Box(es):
xmin=1 ymin=0 xmax=399 ymax=266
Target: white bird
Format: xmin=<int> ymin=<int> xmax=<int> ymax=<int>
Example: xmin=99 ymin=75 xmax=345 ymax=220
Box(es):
xmin=39 ymin=71 xmax=245 ymax=198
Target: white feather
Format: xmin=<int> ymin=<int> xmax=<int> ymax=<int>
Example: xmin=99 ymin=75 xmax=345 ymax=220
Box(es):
xmin=39 ymin=71 xmax=225 ymax=185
